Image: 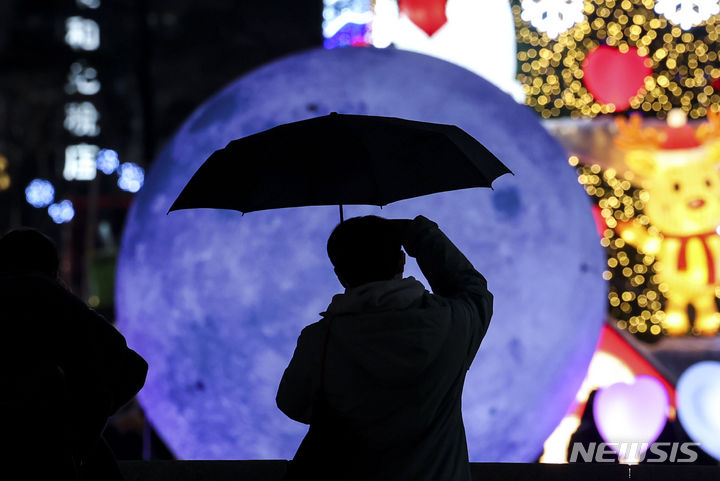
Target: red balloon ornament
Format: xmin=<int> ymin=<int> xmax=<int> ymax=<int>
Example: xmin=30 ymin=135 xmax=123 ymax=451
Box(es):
xmin=398 ymin=0 xmax=449 ymax=37
xmin=582 ymin=45 xmax=653 ymax=111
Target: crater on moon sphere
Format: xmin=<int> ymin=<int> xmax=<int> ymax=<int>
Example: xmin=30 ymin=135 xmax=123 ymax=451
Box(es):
xmin=116 ymin=47 xmax=607 ymax=461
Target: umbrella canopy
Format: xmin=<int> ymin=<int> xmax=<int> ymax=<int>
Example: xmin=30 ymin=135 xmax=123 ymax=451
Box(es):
xmin=169 ymin=113 xmax=512 ymax=217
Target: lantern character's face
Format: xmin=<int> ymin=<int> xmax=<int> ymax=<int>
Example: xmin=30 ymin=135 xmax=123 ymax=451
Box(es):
xmin=627 ymin=145 xmax=720 ymax=235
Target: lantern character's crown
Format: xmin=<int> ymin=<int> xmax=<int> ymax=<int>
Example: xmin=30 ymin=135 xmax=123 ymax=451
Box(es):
xmin=614 ymin=110 xmax=720 ymax=151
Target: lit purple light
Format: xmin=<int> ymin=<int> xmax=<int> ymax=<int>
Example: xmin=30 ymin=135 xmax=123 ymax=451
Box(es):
xmin=593 ymin=375 xmax=669 ymax=461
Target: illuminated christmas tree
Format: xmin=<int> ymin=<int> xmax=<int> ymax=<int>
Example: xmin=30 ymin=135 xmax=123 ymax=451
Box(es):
xmin=513 ymin=0 xmax=720 ymax=118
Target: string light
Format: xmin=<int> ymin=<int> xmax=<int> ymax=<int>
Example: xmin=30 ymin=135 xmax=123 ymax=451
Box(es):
xmin=513 ymin=0 xmax=720 ymax=118
xmin=574 ymin=158 xmax=667 ymax=339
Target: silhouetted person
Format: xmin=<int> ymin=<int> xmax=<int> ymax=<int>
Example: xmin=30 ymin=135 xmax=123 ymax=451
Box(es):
xmin=277 ymin=216 xmax=493 ymax=481
xmin=0 ymin=228 xmax=148 ymax=480
xmin=567 ymin=389 xmax=619 ymax=463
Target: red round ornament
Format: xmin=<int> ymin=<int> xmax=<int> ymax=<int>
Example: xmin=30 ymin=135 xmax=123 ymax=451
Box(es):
xmin=582 ymin=45 xmax=653 ymax=111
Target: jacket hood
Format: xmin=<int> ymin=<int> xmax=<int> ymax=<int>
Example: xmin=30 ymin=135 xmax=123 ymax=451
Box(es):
xmin=322 ymin=277 xmax=451 ymax=385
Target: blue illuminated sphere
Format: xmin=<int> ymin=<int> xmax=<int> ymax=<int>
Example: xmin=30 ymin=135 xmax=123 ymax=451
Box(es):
xmin=116 ymin=47 xmax=606 ymax=461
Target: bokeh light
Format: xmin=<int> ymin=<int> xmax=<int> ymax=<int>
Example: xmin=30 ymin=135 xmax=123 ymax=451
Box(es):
xmin=25 ymin=179 xmax=55 ymax=208
xmin=117 ymin=162 xmax=145 ymax=193
xmin=97 ymin=148 xmax=120 ymax=174
xmin=48 ymin=200 xmax=76 ymax=224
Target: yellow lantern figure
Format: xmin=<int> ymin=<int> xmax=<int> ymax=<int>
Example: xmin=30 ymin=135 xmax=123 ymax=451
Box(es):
xmin=614 ymin=110 xmax=720 ymax=336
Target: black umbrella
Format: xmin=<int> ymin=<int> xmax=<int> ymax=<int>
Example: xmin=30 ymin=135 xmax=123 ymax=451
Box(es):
xmin=169 ymin=113 xmax=512 ymax=221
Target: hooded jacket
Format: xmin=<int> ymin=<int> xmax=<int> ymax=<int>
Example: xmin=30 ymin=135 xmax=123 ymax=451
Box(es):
xmin=277 ymin=216 xmax=493 ymax=481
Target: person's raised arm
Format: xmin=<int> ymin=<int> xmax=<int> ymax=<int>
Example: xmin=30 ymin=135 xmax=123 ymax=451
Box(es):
xmin=394 ymin=216 xmax=493 ymax=361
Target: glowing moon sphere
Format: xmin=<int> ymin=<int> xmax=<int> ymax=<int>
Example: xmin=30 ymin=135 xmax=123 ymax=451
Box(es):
xmin=116 ymin=47 xmax=607 ymax=461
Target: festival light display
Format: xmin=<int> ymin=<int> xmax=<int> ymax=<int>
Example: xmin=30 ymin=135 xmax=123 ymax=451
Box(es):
xmin=513 ymin=0 xmax=720 ymax=118
xmin=56 ymin=0 xmax=143 ymax=225
xmin=614 ymin=112 xmax=720 ymax=336
xmin=573 ymin=111 xmax=720 ymax=337
xmin=63 ymin=4 xmax=101 ymax=183
xmin=539 ymin=325 xmax=676 ymax=462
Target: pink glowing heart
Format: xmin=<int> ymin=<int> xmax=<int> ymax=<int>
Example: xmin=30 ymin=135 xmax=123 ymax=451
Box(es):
xmin=593 ymin=375 xmax=669 ymax=460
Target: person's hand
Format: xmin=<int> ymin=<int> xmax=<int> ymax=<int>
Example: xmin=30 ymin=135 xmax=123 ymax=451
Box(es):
xmin=386 ymin=218 xmax=412 ymax=244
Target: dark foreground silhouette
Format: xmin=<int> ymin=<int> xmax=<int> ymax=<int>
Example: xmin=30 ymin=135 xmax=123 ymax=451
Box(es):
xmin=277 ymin=216 xmax=493 ymax=481
xmin=0 ymin=228 xmax=148 ymax=480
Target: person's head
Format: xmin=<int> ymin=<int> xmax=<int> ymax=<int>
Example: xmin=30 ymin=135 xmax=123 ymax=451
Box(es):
xmin=327 ymin=216 xmax=405 ymax=288
xmin=0 ymin=228 xmax=59 ymax=278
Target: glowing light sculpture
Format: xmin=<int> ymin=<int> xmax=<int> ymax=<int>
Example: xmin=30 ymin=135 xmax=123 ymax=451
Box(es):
xmin=593 ymin=375 xmax=670 ymax=463
xmin=613 ymin=112 xmax=720 ymax=335
xmin=676 ymin=361 xmax=720 ymax=461
xmin=654 ymin=0 xmax=720 ymax=30
xmin=116 ymin=47 xmax=606 ymax=461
